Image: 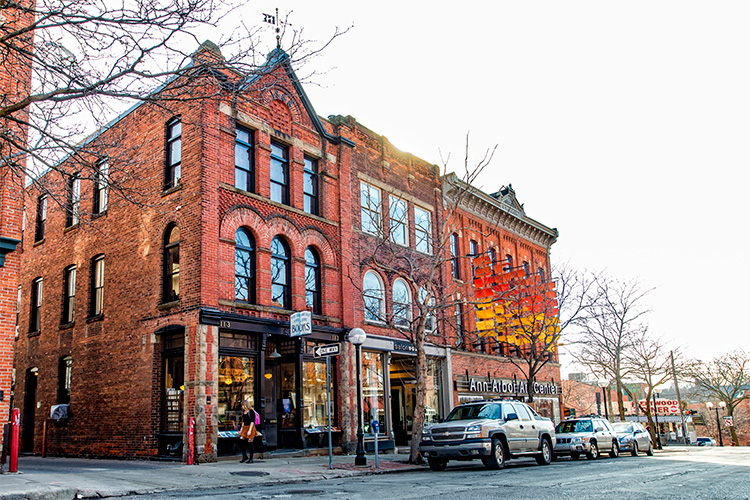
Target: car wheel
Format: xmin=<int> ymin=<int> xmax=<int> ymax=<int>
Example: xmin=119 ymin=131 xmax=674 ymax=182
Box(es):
xmin=571 ymin=453 xmax=580 ymax=461
xmin=586 ymin=442 xmax=599 ymax=460
xmin=483 ymin=437 xmax=506 ymax=470
xmin=646 ymin=443 xmax=654 ymax=456
xmin=609 ymin=441 xmax=619 ymax=458
xmin=631 ymin=442 xmax=638 ymax=457
xmin=536 ymin=437 xmax=553 ymax=465
xmin=428 ymin=458 xmax=448 ymax=471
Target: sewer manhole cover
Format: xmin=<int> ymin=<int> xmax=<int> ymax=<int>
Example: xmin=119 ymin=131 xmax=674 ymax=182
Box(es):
xmin=230 ymin=471 xmax=270 ymax=477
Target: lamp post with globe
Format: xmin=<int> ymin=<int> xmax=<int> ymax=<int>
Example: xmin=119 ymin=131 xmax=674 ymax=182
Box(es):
xmin=348 ymin=328 xmax=367 ymax=465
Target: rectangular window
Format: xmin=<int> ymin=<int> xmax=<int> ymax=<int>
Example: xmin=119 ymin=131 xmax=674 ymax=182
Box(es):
xmin=90 ymin=255 xmax=104 ymax=316
xmin=454 ymin=303 xmax=464 ymax=348
xmin=303 ymin=156 xmax=319 ymax=215
xmin=270 ymin=141 xmax=289 ymax=205
xmin=30 ymin=277 xmax=42 ymax=332
xmin=34 ymin=195 xmax=46 ymax=242
xmin=66 ymin=175 xmax=80 ymax=227
xmin=234 ymin=126 xmax=254 ymax=192
xmin=62 ymin=266 xmax=76 ymax=324
xmin=389 ymin=196 xmax=407 ymax=245
xmin=166 ymin=118 xmax=181 ymax=189
xmin=93 ymin=160 xmax=108 ymax=214
xmin=58 ymin=356 xmax=72 ymax=404
xmin=360 ymin=182 xmax=381 ymax=235
xmin=16 ymin=285 xmax=21 ymax=337
xmin=450 ymin=233 xmax=461 ymax=280
xmin=302 ymin=359 xmax=336 ymax=429
xmin=414 ymin=207 xmax=431 ymax=254
xmin=362 ymin=351 xmax=385 ymax=434
xmin=218 ymin=354 xmax=254 ymax=435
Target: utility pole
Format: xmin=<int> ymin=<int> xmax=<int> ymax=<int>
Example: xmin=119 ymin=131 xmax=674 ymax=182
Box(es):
xmin=671 ymin=351 xmax=688 ymax=445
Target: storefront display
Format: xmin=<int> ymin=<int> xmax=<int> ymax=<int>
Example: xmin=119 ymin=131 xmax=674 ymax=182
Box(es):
xmin=362 ymin=351 xmax=385 ymax=433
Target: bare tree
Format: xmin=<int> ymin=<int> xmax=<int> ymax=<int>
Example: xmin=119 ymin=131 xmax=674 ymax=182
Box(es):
xmin=688 ymin=351 xmax=750 ymax=446
xmin=622 ymin=331 xmax=681 ymax=447
xmin=475 ymin=260 xmax=597 ymax=403
xmin=345 ymin=138 xmax=496 ymax=464
xmin=572 ymin=277 xmax=653 ymax=420
xmin=1 ymin=0 xmax=347 ymax=219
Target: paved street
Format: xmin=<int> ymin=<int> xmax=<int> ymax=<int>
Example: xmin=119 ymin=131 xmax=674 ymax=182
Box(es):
xmin=1 ymin=447 xmax=748 ymax=499
xmin=144 ymin=448 xmax=750 ymax=500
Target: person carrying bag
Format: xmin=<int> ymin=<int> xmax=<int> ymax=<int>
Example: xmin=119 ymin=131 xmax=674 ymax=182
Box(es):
xmin=238 ymin=400 xmax=261 ymax=463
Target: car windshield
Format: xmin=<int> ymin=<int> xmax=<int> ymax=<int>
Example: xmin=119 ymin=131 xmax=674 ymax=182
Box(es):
xmin=556 ymin=420 xmax=593 ymax=433
xmin=445 ymin=403 xmax=501 ymax=421
xmin=612 ymin=422 xmax=634 ymax=433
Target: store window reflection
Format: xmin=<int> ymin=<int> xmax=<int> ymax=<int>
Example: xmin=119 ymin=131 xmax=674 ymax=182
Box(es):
xmin=303 ymin=361 xmax=335 ymax=428
xmin=362 ymin=351 xmax=385 ymax=434
xmin=218 ymin=355 xmax=254 ymax=434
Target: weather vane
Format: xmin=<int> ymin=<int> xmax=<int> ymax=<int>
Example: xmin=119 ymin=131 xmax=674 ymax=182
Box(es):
xmin=263 ymin=8 xmax=283 ymax=49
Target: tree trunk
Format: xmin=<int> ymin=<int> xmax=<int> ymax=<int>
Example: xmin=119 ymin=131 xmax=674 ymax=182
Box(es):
xmin=409 ymin=330 xmax=428 ymax=464
xmin=616 ymin=379 xmax=626 ymax=421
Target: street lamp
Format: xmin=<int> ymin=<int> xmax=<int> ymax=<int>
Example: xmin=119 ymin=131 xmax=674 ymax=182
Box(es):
xmin=706 ymin=401 xmax=726 ymax=447
xmin=348 ymin=327 xmax=367 ymax=466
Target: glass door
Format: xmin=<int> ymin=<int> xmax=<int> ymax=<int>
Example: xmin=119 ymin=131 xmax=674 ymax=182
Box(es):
xmin=263 ymin=363 xmax=279 ymax=448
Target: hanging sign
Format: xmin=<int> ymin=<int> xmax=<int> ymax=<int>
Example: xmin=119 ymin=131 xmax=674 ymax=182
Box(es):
xmin=290 ymin=311 xmax=312 ymax=337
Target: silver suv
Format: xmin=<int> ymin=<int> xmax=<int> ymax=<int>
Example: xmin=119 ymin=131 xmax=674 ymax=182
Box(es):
xmin=553 ymin=416 xmax=620 ymax=460
xmin=419 ymin=400 xmax=556 ymax=471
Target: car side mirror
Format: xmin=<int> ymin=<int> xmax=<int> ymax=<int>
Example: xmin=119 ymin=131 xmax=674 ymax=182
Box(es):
xmin=505 ymin=413 xmax=518 ymax=421
xmin=594 ymin=426 xmax=604 ymax=432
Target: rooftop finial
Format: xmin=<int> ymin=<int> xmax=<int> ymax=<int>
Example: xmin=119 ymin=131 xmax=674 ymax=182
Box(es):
xmin=263 ymin=8 xmax=283 ymax=49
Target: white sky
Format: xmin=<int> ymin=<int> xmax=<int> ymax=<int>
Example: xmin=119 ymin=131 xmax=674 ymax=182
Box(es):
xmin=207 ymin=1 xmax=750 ymax=369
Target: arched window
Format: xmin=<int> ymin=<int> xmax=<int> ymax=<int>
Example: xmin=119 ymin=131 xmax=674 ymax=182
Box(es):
xmin=271 ymin=236 xmax=290 ymax=308
xmin=363 ymin=271 xmax=384 ymax=322
xmin=163 ymin=225 xmax=180 ymax=302
xmin=235 ymin=228 xmax=255 ymax=303
xmin=392 ymin=279 xmax=411 ymax=328
xmin=305 ymin=247 xmax=321 ymax=314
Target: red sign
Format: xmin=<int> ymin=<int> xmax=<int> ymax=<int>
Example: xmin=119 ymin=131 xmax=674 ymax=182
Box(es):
xmin=723 ymin=416 xmax=734 ymax=427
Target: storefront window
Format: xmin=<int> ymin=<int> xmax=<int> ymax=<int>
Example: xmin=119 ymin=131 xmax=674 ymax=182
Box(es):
xmin=362 ymin=351 xmax=385 ymax=433
xmin=425 ymin=358 xmax=443 ymax=425
xmin=218 ymin=355 xmax=254 ymax=433
xmin=164 ymin=355 xmax=184 ymax=432
xmin=303 ymin=361 xmax=335 ymax=428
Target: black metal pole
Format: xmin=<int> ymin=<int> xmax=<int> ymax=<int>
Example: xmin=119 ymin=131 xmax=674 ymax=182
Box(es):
xmin=355 ymin=343 xmax=367 ymax=465
xmin=714 ymin=407 xmax=724 ymax=447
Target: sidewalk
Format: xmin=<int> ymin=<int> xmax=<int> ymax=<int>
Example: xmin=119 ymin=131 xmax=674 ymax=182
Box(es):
xmin=0 ymin=453 xmax=426 ymax=500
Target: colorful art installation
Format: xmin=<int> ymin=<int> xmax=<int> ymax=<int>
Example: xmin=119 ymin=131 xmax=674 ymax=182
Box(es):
xmin=471 ymin=254 xmax=559 ymax=350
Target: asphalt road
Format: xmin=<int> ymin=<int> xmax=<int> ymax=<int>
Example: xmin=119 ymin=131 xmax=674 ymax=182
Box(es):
xmin=145 ymin=448 xmax=750 ymax=500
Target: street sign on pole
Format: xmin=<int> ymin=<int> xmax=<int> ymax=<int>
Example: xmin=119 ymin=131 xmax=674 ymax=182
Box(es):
xmin=313 ymin=343 xmax=341 ymax=358
xmin=724 ymin=416 xmax=734 ymax=427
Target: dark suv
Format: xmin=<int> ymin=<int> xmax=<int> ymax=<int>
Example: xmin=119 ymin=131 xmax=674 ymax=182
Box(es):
xmin=419 ymin=400 xmax=556 ymax=471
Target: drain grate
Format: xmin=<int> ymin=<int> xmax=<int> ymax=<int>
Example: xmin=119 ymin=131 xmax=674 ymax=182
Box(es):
xmin=230 ymin=471 xmax=270 ymax=477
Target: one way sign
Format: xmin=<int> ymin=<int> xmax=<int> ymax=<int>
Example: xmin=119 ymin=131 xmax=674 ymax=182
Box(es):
xmin=313 ymin=343 xmax=341 ymax=358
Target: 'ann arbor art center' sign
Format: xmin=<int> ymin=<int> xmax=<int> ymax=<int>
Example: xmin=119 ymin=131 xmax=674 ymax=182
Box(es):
xmin=459 ymin=376 xmax=559 ymax=396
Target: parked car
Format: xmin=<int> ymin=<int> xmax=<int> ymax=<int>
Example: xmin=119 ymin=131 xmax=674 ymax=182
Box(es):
xmin=695 ymin=437 xmax=717 ymax=446
xmin=553 ymin=416 xmax=619 ymax=460
xmin=611 ymin=421 xmax=654 ymax=456
xmin=419 ymin=399 xmax=556 ymax=471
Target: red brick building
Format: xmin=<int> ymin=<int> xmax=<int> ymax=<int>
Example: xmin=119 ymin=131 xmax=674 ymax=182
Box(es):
xmin=1 ymin=0 xmax=34 ymax=451
xmin=13 ymin=43 xmax=562 ymax=460
xmin=441 ymin=176 xmax=562 ymax=421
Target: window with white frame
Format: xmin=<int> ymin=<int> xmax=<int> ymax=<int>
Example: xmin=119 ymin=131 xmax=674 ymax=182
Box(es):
xmin=93 ymin=160 xmax=108 ymax=214
xmin=90 ymin=255 xmax=104 ymax=316
xmin=66 ymin=174 xmax=80 ymax=227
xmin=389 ymin=196 xmax=407 ymax=245
xmin=414 ymin=206 xmax=431 ymax=254
xmin=419 ymin=287 xmax=436 ymax=332
xmin=360 ymin=182 xmax=381 ymax=235
xmin=363 ymin=271 xmax=384 ymax=322
xmin=392 ymin=279 xmax=411 ymax=328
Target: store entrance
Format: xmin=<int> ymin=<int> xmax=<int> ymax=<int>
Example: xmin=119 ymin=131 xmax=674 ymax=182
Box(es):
xmin=263 ymin=363 xmax=279 ymax=448
xmin=390 ymin=356 xmax=416 ymax=447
